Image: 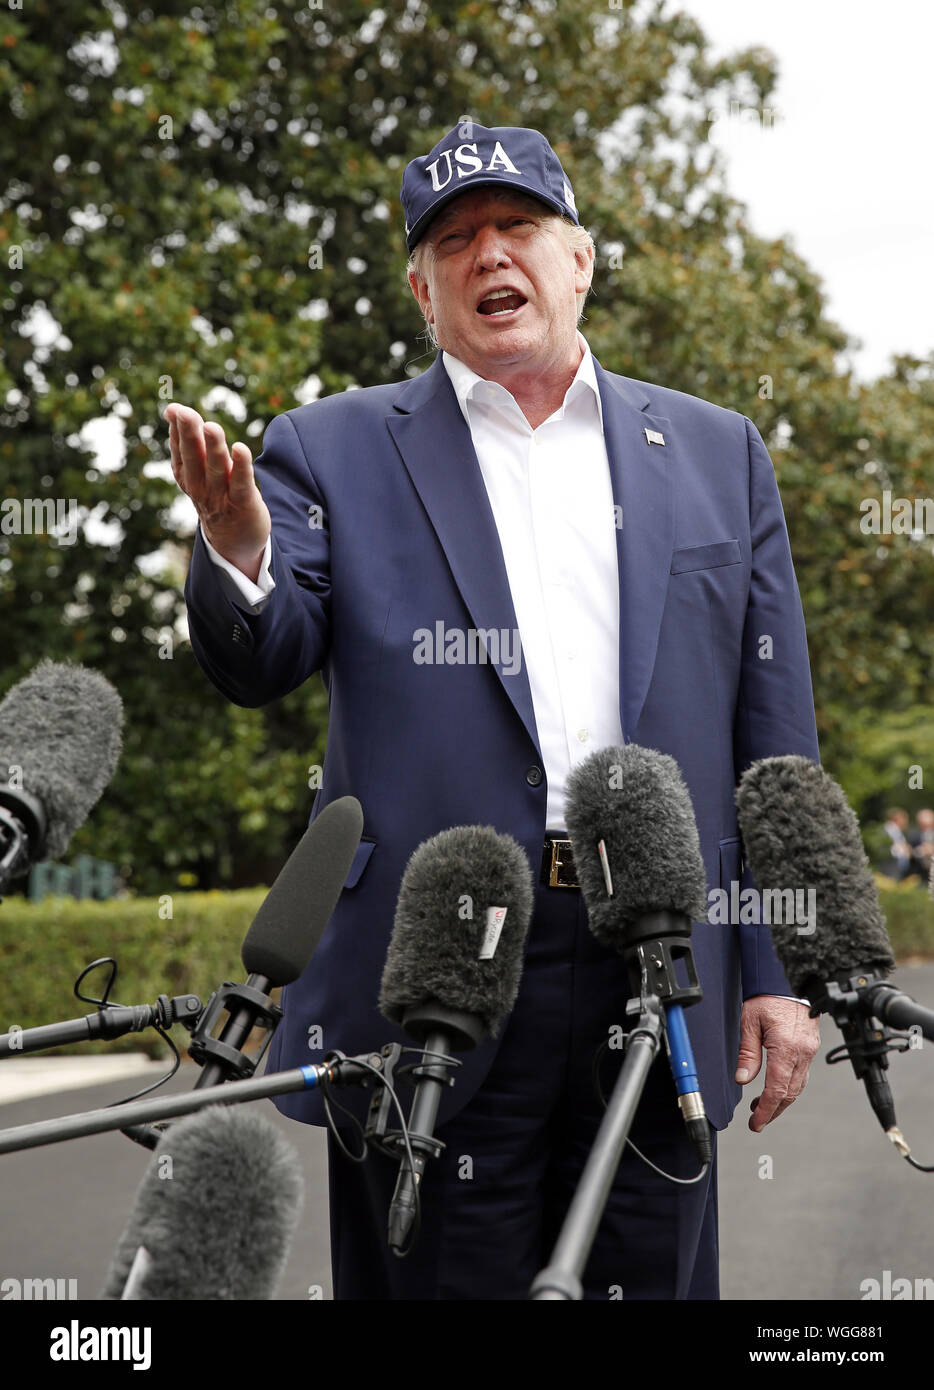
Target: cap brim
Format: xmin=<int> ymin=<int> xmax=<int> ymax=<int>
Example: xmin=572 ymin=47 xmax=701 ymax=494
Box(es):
xmin=406 ymin=177 xmax=574 ymax=252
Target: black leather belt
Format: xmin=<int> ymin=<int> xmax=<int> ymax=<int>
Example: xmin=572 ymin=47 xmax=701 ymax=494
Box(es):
xmin=540 ymin=833 xmax=579 ymax=889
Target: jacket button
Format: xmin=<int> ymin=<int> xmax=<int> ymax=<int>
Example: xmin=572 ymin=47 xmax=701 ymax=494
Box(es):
xmin=525 ymin=766 xmax=544 ymax=787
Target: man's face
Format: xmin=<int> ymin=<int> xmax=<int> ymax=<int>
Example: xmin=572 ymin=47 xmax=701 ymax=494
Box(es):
xmin=407 ymin=188 xmax=592 ymax=378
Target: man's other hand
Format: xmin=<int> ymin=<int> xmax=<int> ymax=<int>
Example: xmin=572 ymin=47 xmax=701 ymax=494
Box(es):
xmin=735 ymin=995 xmax=820 ymax=1132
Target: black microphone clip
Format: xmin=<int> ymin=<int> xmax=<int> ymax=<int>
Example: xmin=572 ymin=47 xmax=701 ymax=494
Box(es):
xmin=812 ymin=973 xmax=910 ymax=1149
xmin=378 ymin=1003 xmax=485 ymax=1256
xmin=0 ymin=788 xmax=46 ymax=897
xmin=187 ymin=980 xmax=282 ymax=1082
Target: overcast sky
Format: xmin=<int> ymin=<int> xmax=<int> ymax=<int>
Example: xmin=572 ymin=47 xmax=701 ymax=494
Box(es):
xmin=680 ymin=0 xmax=933 ymax=381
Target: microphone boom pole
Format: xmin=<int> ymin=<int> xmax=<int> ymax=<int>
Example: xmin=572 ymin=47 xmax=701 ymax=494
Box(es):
xmin=530 ymin=992 xmax=663 ymax=1301
xmin=0 ymin=1052 xmax=382 ymax=1157
xmin=0 ymin=994 xmax=203 ymax=1059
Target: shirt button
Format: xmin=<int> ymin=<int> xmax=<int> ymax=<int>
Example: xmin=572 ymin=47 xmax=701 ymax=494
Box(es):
xmin=526 ymin=766 xmax=544 ymax=787
xmin=577 ymin=728 xmax=589 ymax=743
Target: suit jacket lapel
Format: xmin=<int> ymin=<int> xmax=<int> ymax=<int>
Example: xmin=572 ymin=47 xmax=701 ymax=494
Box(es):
xmin=386 ymin=356 xmax=541 ymax=753
xmin=593 ymin=361 xmax=675 ymax=740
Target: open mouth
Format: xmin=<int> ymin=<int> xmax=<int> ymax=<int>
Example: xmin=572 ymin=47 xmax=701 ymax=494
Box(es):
xmin=476 ymin=290 xmax=527 ymax=318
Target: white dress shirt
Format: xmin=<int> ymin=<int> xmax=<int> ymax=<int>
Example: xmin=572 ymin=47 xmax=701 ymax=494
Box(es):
xmin=203 ymin=331 xmax=622 ymax=828
xmin=440 ymin=331 xmax=623 ymax=827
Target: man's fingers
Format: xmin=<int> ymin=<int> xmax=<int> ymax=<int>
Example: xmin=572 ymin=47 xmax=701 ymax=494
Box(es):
xmin=166 ymin=409 xmax=189 ymax=488
xmin=165 ymin=407 xmax=244 ymax=519
xmin=166 ymin=404 xmax=209 ymax=492
xmin=748 ymin=1050 xmax=810 ymax=1131
xmin=751 ymin=1043 xmax=795 ymax=1128
xmin=750 ymin=1092 xmax=798 ymax=1129
xmin=167 ymin=408 xmax=230 ymax=485
xmin=167 ymin=413 xmax=181 ymax=475
xmin=203 ymin=421 xmax=232 ymax=479
xmin=227 ymin=442 xmax=256 ymax=502
xmin=734 ymin=1020 xmax=763 ymax=1085
xmin=751 ymin=1093 xmax=795 ymax=1129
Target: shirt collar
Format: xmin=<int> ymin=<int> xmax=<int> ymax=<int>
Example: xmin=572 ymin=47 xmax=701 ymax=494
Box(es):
xmin=441 ymin=330 xmax=603 ymax=432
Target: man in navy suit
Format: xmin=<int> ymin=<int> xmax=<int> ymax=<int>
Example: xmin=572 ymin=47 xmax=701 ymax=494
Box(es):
xmin=167 ymin=123 xmax=821 ymax=1300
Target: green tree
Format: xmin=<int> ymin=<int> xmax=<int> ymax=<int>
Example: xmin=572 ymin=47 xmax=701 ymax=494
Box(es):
xmin=1 ymin=1 xmax=930 ymax=888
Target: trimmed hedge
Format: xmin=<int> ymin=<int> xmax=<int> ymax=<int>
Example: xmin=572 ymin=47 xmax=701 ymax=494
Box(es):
xmin=0 ymin=889 xmax=267 ymax=1059
xmin=0 ymin=879 xmax=930 ymax=1061
xmin=872 ymin=875 xmax=934 ymax=960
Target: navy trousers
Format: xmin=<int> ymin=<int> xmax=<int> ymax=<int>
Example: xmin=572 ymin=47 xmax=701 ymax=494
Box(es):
xmin=328 ymin=878 xmax=720 ymax=1300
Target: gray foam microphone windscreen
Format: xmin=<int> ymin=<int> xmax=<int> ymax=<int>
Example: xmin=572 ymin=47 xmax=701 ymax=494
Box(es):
xmin=735 ymin=755 xmax=895 ymax=996
xmin=0 ymin=659 xmax=123 ymax=859
xmin=379 ymin=825 xmax=534 ymax=1038
xmin=564 ymin=743 xmax=709 ymax=948
xmin=100 ymin=1105 xmax=304 ymax=1300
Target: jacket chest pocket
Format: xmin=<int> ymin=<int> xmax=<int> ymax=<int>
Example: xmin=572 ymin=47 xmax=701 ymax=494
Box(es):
xmin=670 ymin=539 xmax=742 ymax=574
xmin=719 ymin=836 xmax=742 ymax=891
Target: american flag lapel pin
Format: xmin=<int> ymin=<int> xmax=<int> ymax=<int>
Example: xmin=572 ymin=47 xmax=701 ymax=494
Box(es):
xmin=644 ymin=427 xmax=666 ymax=446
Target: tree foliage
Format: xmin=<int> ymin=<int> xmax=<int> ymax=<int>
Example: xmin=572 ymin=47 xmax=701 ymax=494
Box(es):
xmin=0 ymin=0 xmax=930 ymax=890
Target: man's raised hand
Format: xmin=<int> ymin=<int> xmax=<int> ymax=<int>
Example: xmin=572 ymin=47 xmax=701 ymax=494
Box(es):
xmin=165 ymin=403 xmax=271 ymax=583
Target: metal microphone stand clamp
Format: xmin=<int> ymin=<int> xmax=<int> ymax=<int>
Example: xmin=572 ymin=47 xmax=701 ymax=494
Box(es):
xmin=821 ymin=975 xmax=910 ymax=1070
xmin=121 ymin=979 xmax=279 ymax=1154
xmin=368 ymin=1050 xmax=449 ymax=1168
xmin=815 ymin=975 xmax=910 ymax=1149
xmin=359 ymin=1043 xmax=411 ymax=1156
xmin=146 ymin=992 xmax=204 ymax=1034
xmin=623 ymin=917 xmax=711 ymax=1159
xmin=363 ymin=1004 xmax=477 ymax=1168
xmin=188 ymin=980 xmax=282 ymax=1081
xmin=366 ymin=1005 xmax=478 ymax=1254
xmin=623 ymin=912 xmax=703 ymax=1011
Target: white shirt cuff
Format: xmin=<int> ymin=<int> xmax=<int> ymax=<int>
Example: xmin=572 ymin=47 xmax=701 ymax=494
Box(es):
xmin=748 ymin=992 xmax=811 ymax=1007
xmin=200 ymin=526 xmax=275 ymax=612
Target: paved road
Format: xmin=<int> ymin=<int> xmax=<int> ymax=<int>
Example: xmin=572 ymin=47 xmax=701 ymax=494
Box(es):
xmin=1 ymin=963 xmax=933 ymax=1301
xmin=718 ymin=961 xmax=934 ymax=1301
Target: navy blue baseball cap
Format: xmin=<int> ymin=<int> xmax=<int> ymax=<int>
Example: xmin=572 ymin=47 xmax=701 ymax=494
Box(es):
xmin=401 ymin=122 xmax=579 ymax=253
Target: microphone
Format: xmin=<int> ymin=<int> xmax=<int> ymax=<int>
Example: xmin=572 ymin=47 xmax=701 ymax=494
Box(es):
xmin=0 ymin=660 xmax=123 ymax=893
xmin=2 ymin=798 xmax=362 ymax=1074
xmin=121 ymin=795 xmax=363 ymax=1148
xmin=564 ymin=744 xmax=713 ymax=1165
xmin=735 ymin=756 xmax=895 ymax=1001
xmin=378 ymin=825 xmax=535 ymax=1253
xmin=100 ymin=1105 xmax=304 ymax=1299
xmin=735 ymin=756 xmax=915 ymax=1144
xmin=0 ymin=990 xmax=203 ymax=1060
xmin=191 ymin=795 xmax=365 ymax=1089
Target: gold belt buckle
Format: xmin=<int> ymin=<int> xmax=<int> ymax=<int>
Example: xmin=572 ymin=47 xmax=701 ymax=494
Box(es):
xmin=548 ymin=838 xmax=575 ymax=888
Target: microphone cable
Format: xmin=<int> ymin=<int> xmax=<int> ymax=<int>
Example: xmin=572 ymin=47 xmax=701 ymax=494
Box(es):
xmin=590 ymin=1036 xmax=710 ymax=1187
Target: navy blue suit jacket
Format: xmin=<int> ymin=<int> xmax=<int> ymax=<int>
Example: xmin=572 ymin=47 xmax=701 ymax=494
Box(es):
xmin=184 ymin=351 xmax=820 ymax=1131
